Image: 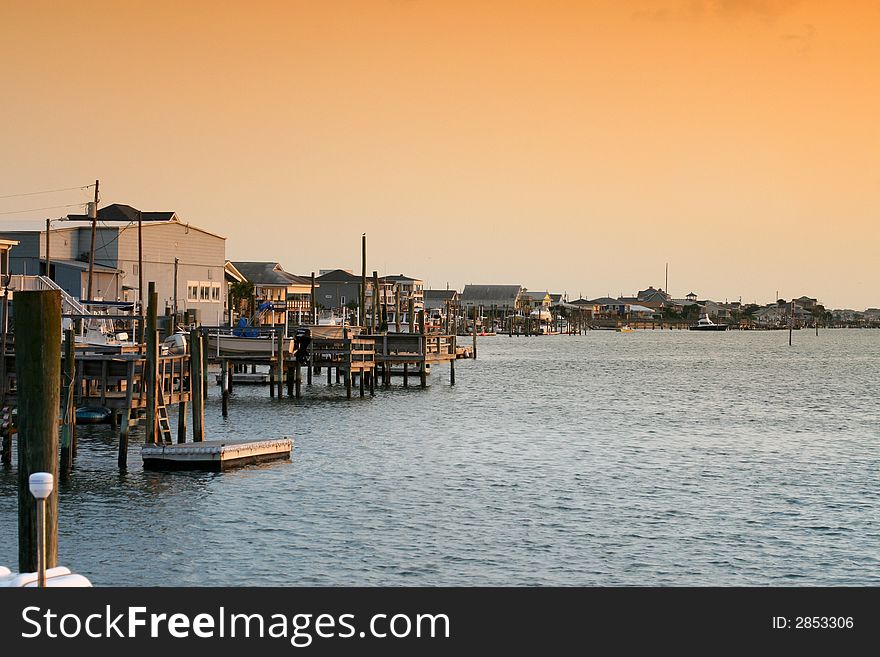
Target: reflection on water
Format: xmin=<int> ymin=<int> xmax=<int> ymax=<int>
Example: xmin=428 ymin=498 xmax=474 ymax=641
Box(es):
xmin=1 ymin=330 xmax=879 ymax=585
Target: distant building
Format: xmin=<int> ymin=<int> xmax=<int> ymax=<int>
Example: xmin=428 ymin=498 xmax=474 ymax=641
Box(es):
xmin=227 ymin=261 xmax=313 ymax=330
xmin=460 ymin=285 xmax=523 ymax=312
xmin=315 ymin=269 xmax=362 ymax=312
xmin=0 ymin=203 xmax=227 ymax=325
xmin=424 ymin=289 xmax=459 ymax=311
xmin=519 ymin=290 xmax=551 ymax=310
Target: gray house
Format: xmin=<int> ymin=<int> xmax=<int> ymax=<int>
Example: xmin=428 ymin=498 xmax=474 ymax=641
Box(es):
xmin=0 ymin=203 xmax=227 ymax=325
xmin=460 ymin=284 xmax=524 ymax=312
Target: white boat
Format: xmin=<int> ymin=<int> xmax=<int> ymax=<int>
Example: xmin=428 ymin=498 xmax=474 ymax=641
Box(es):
xmin=529 ymin=307 xmax=552 ymax=322
xmin=205 ymin=333 xmax=294 ymax=357
xmin=689 ymin=314 xmax=729 ymax=331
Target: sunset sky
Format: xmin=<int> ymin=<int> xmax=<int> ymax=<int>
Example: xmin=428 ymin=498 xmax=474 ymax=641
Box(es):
xmin=2 ymin=0 xmax=878 ymax=309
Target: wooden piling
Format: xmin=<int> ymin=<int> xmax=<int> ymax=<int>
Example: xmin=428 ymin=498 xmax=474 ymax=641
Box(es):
xmin=61 ymin=328 xmax=76 ymax=476
xmin=472 ymin=305 xmax=478 ymax=359
xmin=295 ymin=363 xmax=302 ymax=398
xmin=276 ymin=331 xmax=285 ymax=399
xmin=359 ymin=370 xmax=365 ymax=397
xmin=190 ymin=328 xmax=205 ymax=442
xmin=221 ymin=359 xmax=229 ymax=417
xmin=403 ymin=363 xmax=408 ymax=386
xmin=369 ymin=368 xmax=375 ymax=396
xmin=145 ymin=283 xmax=159 ymax=445
xmin=118 ymin=360 xmax=135 ymax=468
xmin=14 ymin=290 xmax=60 ymax=573
xmin=269 ymin=367 xmax=275 ymax=397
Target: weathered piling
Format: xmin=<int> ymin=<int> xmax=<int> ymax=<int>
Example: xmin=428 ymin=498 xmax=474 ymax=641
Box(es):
xmin=276 ymin=330 xmax=285 ymax=399
xmin=60 ymin=328 xmax=76 ymax=476
xmin=472 ymin=305 xmax=478 ymax=359
xmin=190 ymin=328 xmax=205 ymax=442
xmin=15 ymin=289 xmax=60 ymax=572
xmin=1 ymin=294 xmax=10 ymax=466
xmin=221 ymin=359 xmax=229 ymax=417
xmin=419 ymin=309 xmax=427 ymax=388
xmin=145 ymin=283 xmax=159 ymax=445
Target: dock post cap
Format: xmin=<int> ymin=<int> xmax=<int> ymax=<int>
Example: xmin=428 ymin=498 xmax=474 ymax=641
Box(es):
xmin=28 ymin=472 xmax=54 ymax=499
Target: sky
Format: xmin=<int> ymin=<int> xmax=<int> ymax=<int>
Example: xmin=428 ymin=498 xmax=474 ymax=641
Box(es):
xmin=1 ymin=0 xmax=878 ymax=309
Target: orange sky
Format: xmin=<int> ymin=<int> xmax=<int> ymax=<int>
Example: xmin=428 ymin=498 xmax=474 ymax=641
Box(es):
xmin=2 ymin=0 xmax=878 ymax=308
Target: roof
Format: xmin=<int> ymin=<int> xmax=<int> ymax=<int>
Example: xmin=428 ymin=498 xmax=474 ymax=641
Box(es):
xmin=460 ymin=284 xmax=522 ymax=302
xmin=570 ymin=298 xmax=596 ymax=306
xmin=628 ymin=304 xmax=655 ymax=313
xmin=316 ymin=269 xmax=362 ymax=283
xmin=67 ymin=203 xmax=176 ymax=223
xmin=382 ymin=274 xmax=421 ymax=283
xmin=590 ymin=297 xmax=624 ymax=305
xmin=424 ymin=289 xmax=457 ymax=300
xmin=521 ymin=290 xmax=550 ymax=301
xmin=231 ymin=262 xmax=311 ymax=286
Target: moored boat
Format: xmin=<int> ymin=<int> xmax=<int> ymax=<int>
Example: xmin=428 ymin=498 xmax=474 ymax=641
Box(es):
xmin=689 ymin=314 xmax=728 ymax=331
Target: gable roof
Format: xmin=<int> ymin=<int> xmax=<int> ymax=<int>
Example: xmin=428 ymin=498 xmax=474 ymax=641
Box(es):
xmin=460 ymin=284 xmax=523 ymax=303
xmin=317 ymin=269 xmax=361 ymax=283
xmin=68 ymin=203 xmax=176 ymax=223
xmin=382 ymin=273 xmax=420 ymax=283
xmin=424 ymin=289 xmax=457 ymax=301
xmin=521 ymin=290 xmax=550 ymax=302
xmin=231 ymin=261 xmax=310 ymax=286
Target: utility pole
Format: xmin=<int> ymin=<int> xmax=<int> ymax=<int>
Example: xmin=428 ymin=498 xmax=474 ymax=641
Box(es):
xmin=86 ymin=179 xmax=99 ymax=301
xmin=665 ymin=262 xmax=668 ymax=294
xmin=45 ymin=219 xmax=51 ymax=280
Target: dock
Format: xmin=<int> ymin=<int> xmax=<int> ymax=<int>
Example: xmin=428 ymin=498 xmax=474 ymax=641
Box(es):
xmin=142 ymin=437 xmax=293 ymax=471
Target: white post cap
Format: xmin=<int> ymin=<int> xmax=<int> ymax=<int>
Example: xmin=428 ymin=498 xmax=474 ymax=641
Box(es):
xmin=28 ymin=472 xmax=54 ymax=499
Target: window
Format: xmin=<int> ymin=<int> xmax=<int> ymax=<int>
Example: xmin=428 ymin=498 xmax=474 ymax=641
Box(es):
xmin=187 ymin=282 xmax=198 ymax=302
xmin=200 ymin=282 xmax=210 ymax=301
xmin=211 ymin=282 xmax=221 ymax=302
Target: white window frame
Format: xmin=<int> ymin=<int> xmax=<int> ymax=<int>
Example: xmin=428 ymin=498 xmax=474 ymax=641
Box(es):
xmin=211 ymin=282 xmax=221 ymax=302
xmin=199 ymin=282 xmax=211 ymax=302
xmin=187 ymin=281 xmax=199 ymax=302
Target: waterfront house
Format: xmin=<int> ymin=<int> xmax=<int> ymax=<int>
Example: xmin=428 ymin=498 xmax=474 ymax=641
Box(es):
xmin=0 ymin=203 xmax=227 ymax=325
xmin=520 ymin=290 xmax=551 ymax=312
xmin=424 ymin=289 xmax=459 ymax=312
xmin=460 ymin=284 xmax=524 ymax=314
xmin=315 ymin=269 xmax=362 ymax=316
xmin=228 ymin=261 xmax=314 ymax=330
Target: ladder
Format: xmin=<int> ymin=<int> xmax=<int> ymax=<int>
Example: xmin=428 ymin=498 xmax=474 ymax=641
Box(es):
xmin=155 ymin=377 xmax=172 ymax=445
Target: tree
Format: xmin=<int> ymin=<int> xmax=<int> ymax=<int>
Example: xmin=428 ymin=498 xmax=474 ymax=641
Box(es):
xmin=229 ymin=281 xmax=255 ymax=320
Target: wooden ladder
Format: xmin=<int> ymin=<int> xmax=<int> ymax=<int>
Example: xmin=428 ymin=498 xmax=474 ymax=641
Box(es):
xmin=156 ymin=378 xmax=172 ymax=445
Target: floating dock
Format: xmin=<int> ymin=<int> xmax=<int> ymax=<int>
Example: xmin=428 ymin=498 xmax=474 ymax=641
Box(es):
xmin=142 ymin=437 xmax=293 ymax=471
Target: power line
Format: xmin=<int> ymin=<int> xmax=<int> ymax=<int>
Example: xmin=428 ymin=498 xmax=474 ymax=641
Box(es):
xmin=0 ymin=202 xmax=87 ymax=216
xmin=0 ymin=184 xmax=95 ymax=200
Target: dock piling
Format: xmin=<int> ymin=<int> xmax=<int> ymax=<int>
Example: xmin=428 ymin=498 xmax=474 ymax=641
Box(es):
xmin=14 ymin=289 xmax=60 ymax=573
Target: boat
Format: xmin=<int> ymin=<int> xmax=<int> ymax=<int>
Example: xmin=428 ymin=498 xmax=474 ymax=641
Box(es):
xmin=204 ymin=332 xmax=294 ymax=357
xmin=75 ymin=406 xmax=112 ymax=424
xmin=689 ymin=314 xmax=729 ymax=331
xmin=529 ymin=308 xmax=552 ymax=322
xmin=616 ymin=325 xmax=635 ymax=332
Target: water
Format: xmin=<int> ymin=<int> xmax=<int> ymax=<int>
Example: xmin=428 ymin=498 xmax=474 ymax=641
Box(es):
xmin=1 ymin=330 xmax=879 ymax=586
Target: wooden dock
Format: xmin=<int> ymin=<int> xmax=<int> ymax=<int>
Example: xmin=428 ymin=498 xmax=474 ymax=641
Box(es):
xmin=142 ymin=437 xmax=292 ymax=471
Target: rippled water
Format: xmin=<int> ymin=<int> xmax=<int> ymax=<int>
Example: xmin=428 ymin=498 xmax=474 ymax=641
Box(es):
xmin=1 ymin=330 xmax=879 ymax=585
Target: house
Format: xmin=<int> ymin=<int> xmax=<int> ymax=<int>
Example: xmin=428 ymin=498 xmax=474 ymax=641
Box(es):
xmin=635 ymin=286 xmax=671 ymax=310
xmin=519 ymin=290 xmax=551 ymax=311
xmin=424 ymin=289 xmax=459 ymax=312
xmin=0 ymin=203 xmax=227 ymax=325
xmin=460 ymin=285 xmax=524 ymax=312
xmin=590 ymin=297 xmax=627 ymax=317
xmin=228 ymin=261 xmax=314 ymax=330
xmin=315 ymin=269 xmax=363 ymax=313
